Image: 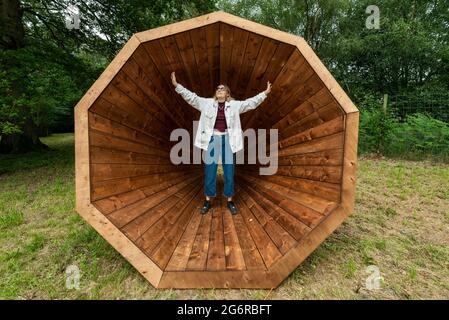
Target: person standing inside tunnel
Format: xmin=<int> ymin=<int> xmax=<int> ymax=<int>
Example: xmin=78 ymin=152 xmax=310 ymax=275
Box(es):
xmin=171 ymin=71 xmax=271 ymax=215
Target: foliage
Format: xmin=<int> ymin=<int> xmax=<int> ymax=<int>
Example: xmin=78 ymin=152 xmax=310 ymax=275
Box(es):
xmin=385 ymin=113 xmax=449 ymax=160
xmin=358 ymin=102 xmax=397 ymax=155
xmin=1 ymin=0 xmax=448 ymax=157
xmin=0 ymin=46 xmax=87 ymax=137
xmin=221 ymin=0 xmax=449 ymax=160
xmin=0 ymin=0 xmax=216 ymax=152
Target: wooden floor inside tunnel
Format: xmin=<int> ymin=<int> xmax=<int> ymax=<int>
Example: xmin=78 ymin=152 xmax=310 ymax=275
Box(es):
xmin=91 ymin=173 xmax=339 ymax=273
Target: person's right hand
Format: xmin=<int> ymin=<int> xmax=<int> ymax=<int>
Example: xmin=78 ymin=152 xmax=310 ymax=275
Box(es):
xmin=171 ymin=71 xmax=178 ymax=87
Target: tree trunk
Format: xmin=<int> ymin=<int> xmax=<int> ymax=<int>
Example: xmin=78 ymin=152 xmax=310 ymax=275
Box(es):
xmin=0 ymin=120 xmax=49 ymax=154
xmin=0 ymin=0 xmax=50 ymax=154
xmin=0 ymin=0 xmax=24 ymax=49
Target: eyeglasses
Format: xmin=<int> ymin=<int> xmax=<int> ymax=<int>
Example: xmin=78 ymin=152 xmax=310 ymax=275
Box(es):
xmin=216 ymin=85 xmax=226 ymax=92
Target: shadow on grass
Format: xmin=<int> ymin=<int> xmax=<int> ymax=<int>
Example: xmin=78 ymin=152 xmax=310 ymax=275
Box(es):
xmin=0 ymin=133 xmax=74 ymax=175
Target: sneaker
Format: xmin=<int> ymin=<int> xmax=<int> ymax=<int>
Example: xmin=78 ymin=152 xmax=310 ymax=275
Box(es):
xmin=227 ymin=201 xmax=238 ymax=215
xmin=200 ymin=200 xmax=212 ymax=214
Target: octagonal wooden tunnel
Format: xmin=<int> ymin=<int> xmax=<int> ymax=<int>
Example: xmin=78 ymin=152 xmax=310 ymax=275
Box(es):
xmin=74 ymin=11 xmax=359 ymax=289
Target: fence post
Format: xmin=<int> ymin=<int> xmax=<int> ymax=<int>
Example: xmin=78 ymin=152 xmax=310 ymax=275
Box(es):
xmin=383 ymin=94 xmax=388 ymax=115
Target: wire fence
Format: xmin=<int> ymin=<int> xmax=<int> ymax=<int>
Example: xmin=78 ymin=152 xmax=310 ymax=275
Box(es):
xmin=358 ymin=94 xmax=449 ymax=161
xmin=389 ymin=95 xmax=449 ymax=124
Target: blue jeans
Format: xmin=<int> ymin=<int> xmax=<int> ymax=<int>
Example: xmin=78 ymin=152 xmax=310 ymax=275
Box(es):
xmin=204 ymin=134 xmax=235 ymax=198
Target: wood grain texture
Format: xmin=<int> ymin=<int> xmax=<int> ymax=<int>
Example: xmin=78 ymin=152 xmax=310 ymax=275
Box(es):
xmin=75 ymin=10 xmax=359 ymax=289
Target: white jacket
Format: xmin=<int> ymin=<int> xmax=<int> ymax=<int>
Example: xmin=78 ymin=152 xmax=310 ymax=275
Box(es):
xmin=175 ymin=84 xmax=267 ymax=153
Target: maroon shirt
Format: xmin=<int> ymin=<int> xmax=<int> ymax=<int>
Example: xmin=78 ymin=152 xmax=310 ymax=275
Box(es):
xmin=214 ymin=101 xmax=228 ymax=132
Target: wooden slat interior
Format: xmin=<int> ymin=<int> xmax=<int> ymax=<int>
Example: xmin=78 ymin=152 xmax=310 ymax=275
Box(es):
xmin=87 ymin=21 xmax=346 ymax=272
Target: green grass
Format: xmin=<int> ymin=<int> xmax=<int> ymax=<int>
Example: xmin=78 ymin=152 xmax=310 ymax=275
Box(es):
xmin=0 ymin=133 xmax=448 ymax=299
xmin=0 ymin=210 xmax=24 ymax=229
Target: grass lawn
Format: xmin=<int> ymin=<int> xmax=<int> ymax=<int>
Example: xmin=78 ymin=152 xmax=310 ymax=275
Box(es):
xmin=0 ymin=133 xmax=448 ymax=299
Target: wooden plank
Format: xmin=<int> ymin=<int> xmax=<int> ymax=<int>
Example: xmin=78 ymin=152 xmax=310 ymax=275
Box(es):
xmin=135 ymin=183 xmax=202 ymax=254
xmin=256 ymin=69 xmax=321 ymax=129
xmin=98 ymin=83 xmax=163 ymax=134
xmin=122 ymin=55 xmax=185 ymax=129
xmin=295 ymin=37 xmax=358 ymax=113
xmin=241 ymin=41 xmax=297 ymax=126
xmin=219 ymin=22 xmax=234 ymax=85
xmin=150 ymin=186 xmax=203 ymax=269
xmin=190 ymin=26 xmax=214 ymax=97
xmin=141 ymin=40 xmax=193 ymax=125
xmin=111 ymin=71 xmax=176 ymax=131
xmin=90 ymin=163 xmax=184 ymax=183
xmin=186 ymin=211 xmax=213 ymax=271
xmin=278 ymin=101 xmax=345 ymax=137
xmin=244 ymin=169 xmax=341 ymax=202
xmin=206 ymin=22 xmax=221 ymax=90
xmin=174 ymin=31 xmax=203 ymax=95
xmin=226 ymin=27 xmax=249 ymax=95
xmin=245 ymin=50 xmax=312 ymax=128
xmin=231 ymin=211 xmax=266 ymax=270
xmin=206 ymin=194 xmax=226 ymax=271
xmin=74 ymin=34 xmax=140 ymax=116
xmin=242 ymin=48 xmax=303 ymax=129
xmin=273 ymin=88 xmax=336 ymax=133
xmin=93 ymin=172 xmax=198 ymax=214
xmin=108 ymin=176 xmax=200 ymax=229
xmin=223 ymin=173 xmax=267 ymax=271
xmin=278 ymin=116 xmax=344 ymax=149
xmin=270 ymin=58 xmax=316 ymax=112
xmin=89 ymin=146 xmax=171 ymax=166
xmin=237 ymin=175 xmax=325 ymax=228
xmin=237 ymin=180 xmax=310 ymax=241
xmin=89 ymin=129 xmax=167 ymax=158
xmin=90 ymin=169 xmax=200 ymax=201
xmin=121 ymin=182 xmax=200 ymax=241
xmin=278 ymin=148 xmax=343 ymax=166
xmin=135 ymin=11 xmax=300 ymax=47
xmin=238 ymin=186 xmax=297 ymax=255
xmin=278 ymin=132 xmax=345 ymax=157
xmin=158 ymin=270 xmax=276 ymax=289
xmin=88 ymin=112 xmax=170 ymax=150
xmin=340 ymin=112 xmax=359 ymax=213
xmin=234 ymin=193 xmax=283 ymax=268
xmin=130 ymin=45 xmax=190 ymax=128
xmin=240 ymin=174 xmax=337 ymax=215
xmin=159 ymin=35 xmax=191 ymax=90
xmin=232 ymin=31 xmax=264 ymax=99
xmin=90 ymin=97 xmax=149 ymax=137
xmin=223 ymin=208 xmax=246 ymax=271
xmin=242 ymin=37 xmax=279 ymax=99
xmin=275 ymin=165 xmax=342 ymax=184
xmin=165 ymin=201 xmax=204 ymax=271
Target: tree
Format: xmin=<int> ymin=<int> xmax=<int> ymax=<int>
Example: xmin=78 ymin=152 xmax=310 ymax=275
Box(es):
xmin=217 ymin=0 xmax=349 ymax=54
xmin=0 ymin=0 xmax=216 ymax=153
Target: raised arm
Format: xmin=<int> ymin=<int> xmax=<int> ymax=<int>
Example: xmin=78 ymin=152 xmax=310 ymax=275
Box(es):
xmin=171 ymin=71 xmax=207 ymax=112
xmin=238 ymin=81 xmax=272 ymax=114
xmin=238 ymin=91 xmax=267 ymax=114
xmin=175 ymin=84 xmax=208 ymax=112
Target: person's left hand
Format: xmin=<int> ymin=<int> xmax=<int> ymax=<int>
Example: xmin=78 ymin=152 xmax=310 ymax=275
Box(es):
xmin=265 ymin=81 xmax=272 ymax=95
